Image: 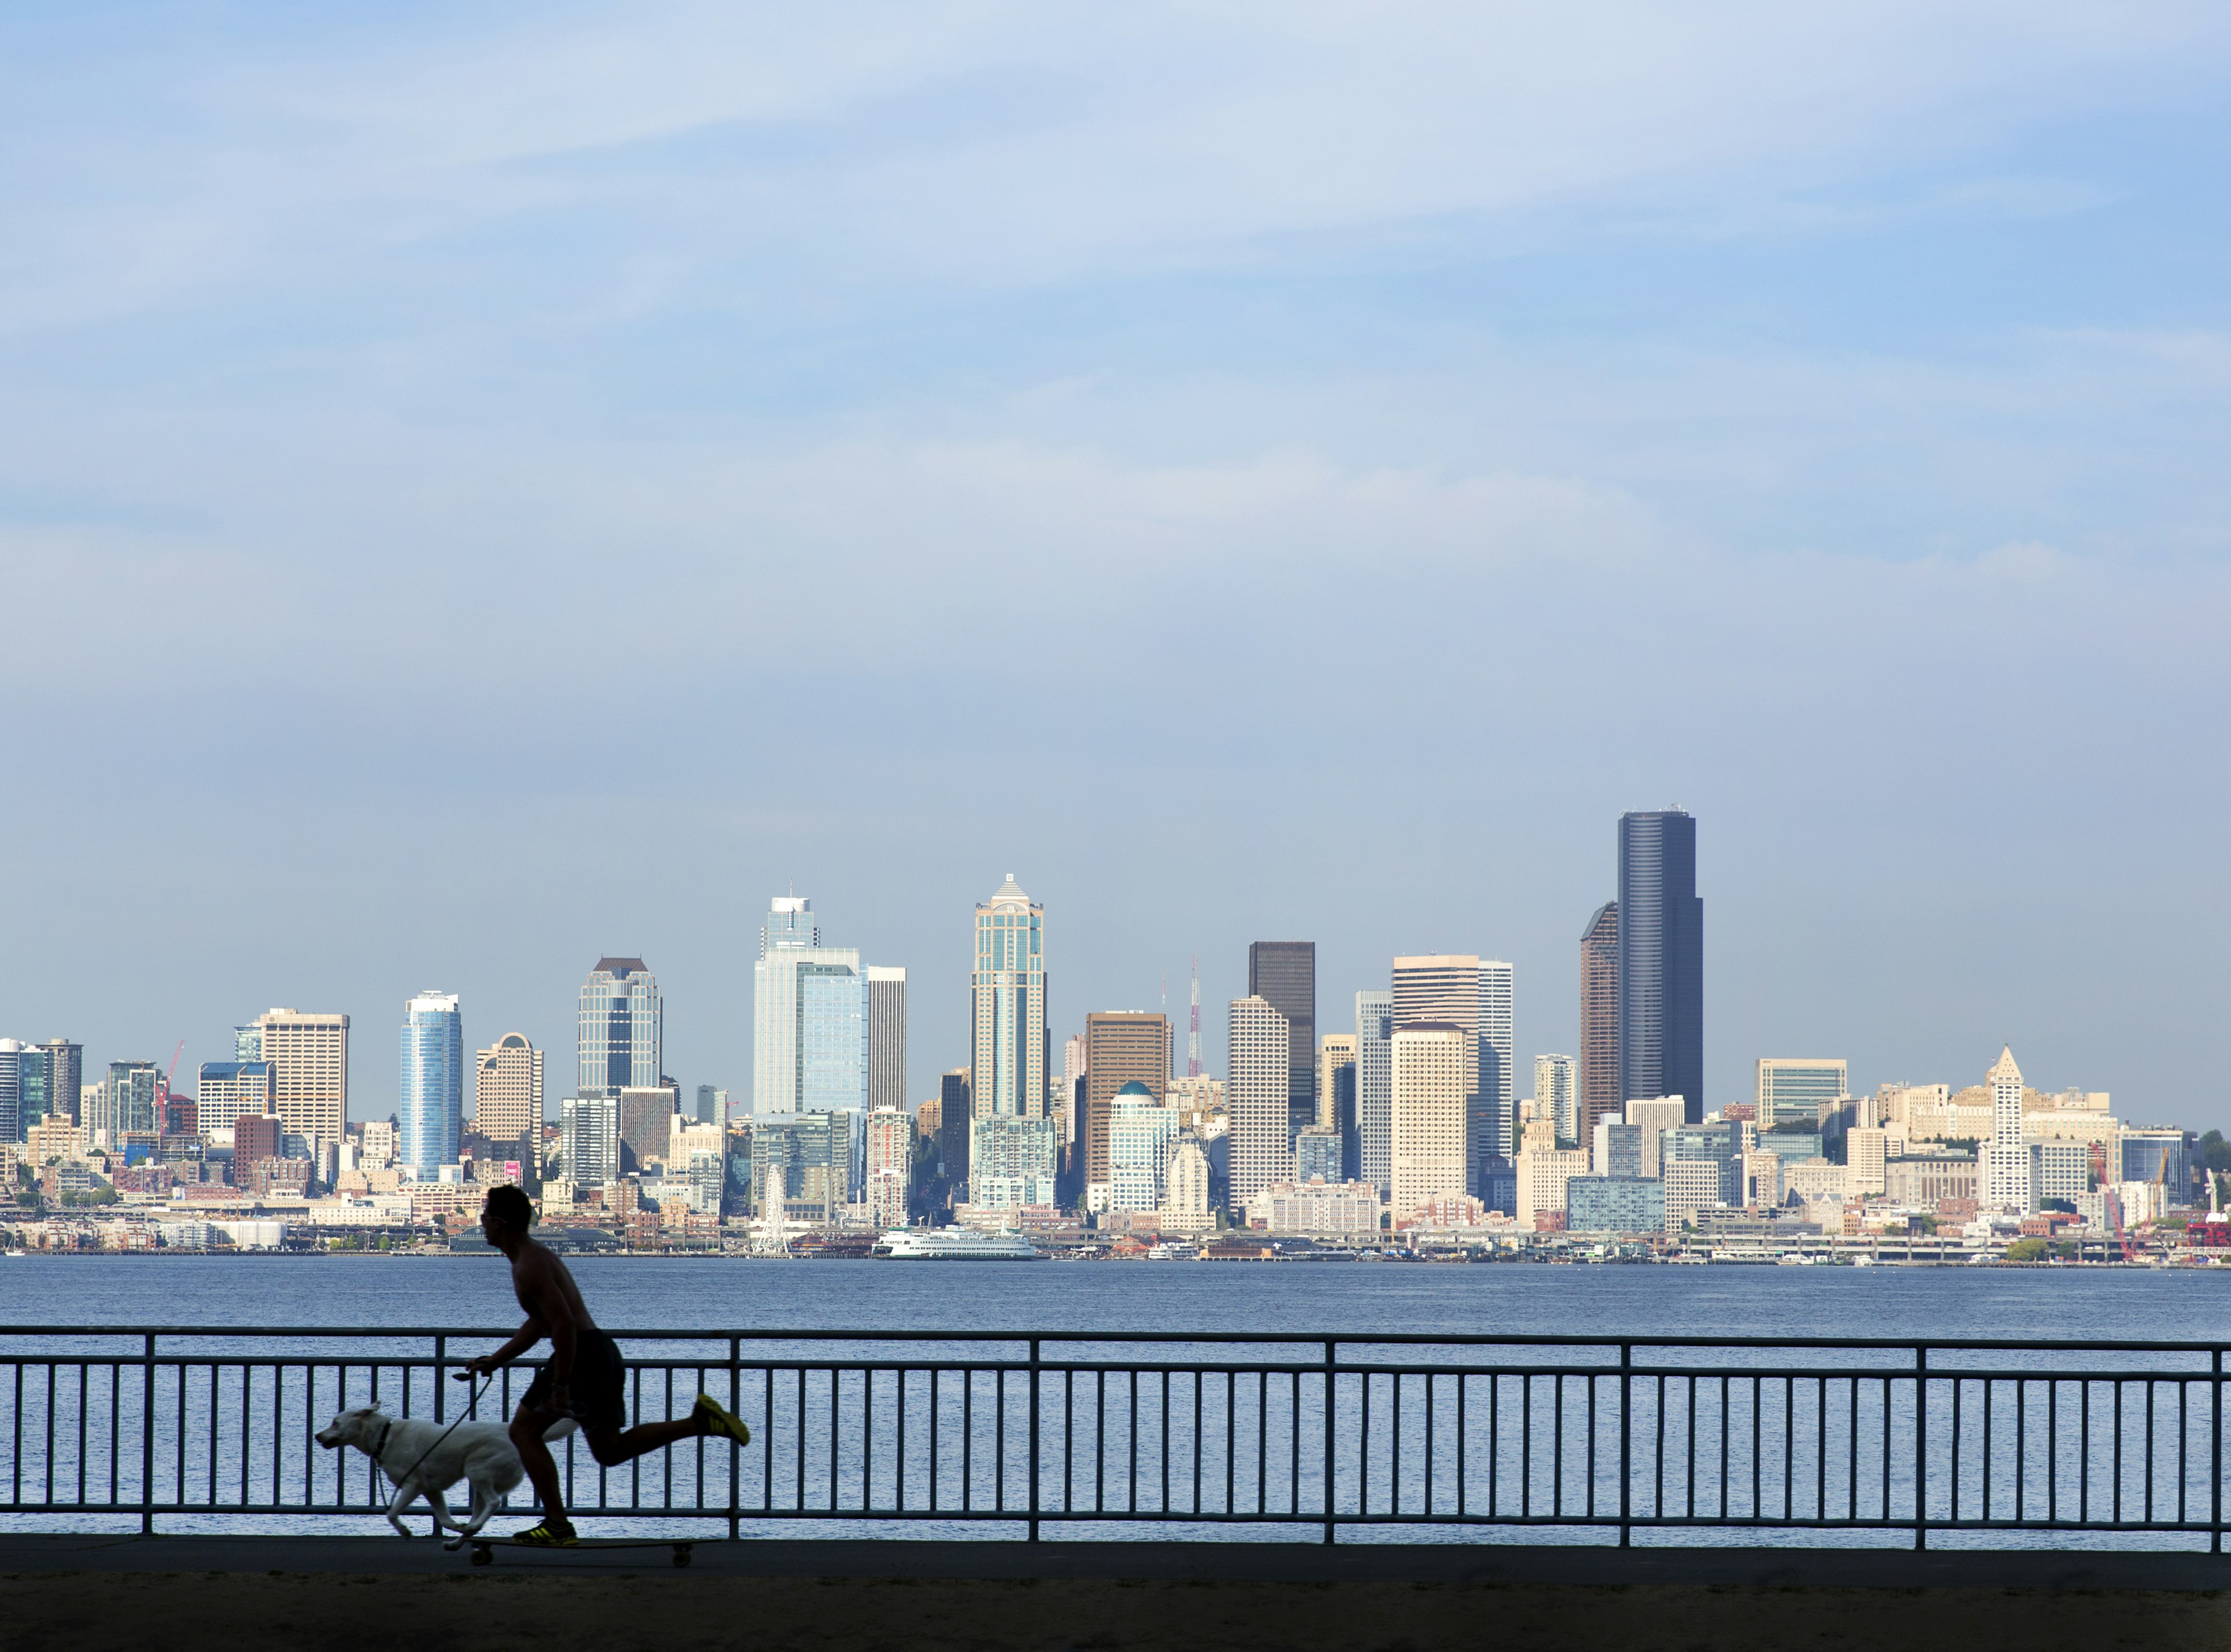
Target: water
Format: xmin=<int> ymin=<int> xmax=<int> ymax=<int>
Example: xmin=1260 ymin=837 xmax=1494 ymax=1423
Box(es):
xmin=3 ymin=1252 xmax=2227 ymax=1341
xmin=7 ymin=1259 xmax=2226 ymax=1548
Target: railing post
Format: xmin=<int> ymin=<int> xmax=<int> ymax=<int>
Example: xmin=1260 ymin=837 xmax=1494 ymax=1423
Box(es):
xmin=729 ymin=1334 xmax=742 ymax=1543
xmin=139 ymin=1328 xmax=157 ymax=1534
xmin=2215 ymin=1346 xmax=2223 ymax=1555
xmin=1028 ymin=1338 xmax=1041 ymax=1543
xmin=1914 ymin=1345 xmax=1928 ymax=1552
xmin=432 ymin=1333 xmax=446 ymax=1539
xmin=1322 ymin=1339 xmax=1336 ymax=1546
xmin=1619 ymin=1342 xmax=1631 ymax=1548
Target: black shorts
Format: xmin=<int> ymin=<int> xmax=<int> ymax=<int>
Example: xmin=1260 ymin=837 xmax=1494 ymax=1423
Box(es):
xmin=521 ymin=1327 xmax=627 ymax=1436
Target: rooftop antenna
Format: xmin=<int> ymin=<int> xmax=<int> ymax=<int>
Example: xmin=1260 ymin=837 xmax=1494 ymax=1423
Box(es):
xmin=1188 ymin=953 xmax=1201 ymax=1079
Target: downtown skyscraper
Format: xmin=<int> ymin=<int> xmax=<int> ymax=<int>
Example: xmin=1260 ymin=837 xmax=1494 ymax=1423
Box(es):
xmin=1617 ymin=810 xmax=1703 ymax=1123
xmin=578 ymin=958 xmax=662 ymax=1098
xmin=971 ymin=875 xmax=1046 ymax=1121
xmin=399 ymin=990 xmax=462 ymax=1176
xmin=1247 ymin=942 xmax=1316 ymax=1146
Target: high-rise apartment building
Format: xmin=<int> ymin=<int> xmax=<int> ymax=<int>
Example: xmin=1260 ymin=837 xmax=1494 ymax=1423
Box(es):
xmin=1247 ymin=942 xmax=1316 ymax=1145
xmin=195 ymin=1061 xmax=272 ymax=1133
xmin=578 ymin=960 xmax=661 ymax=1100
xmin=938 ymin=1068 xmax=971 ymax=1194
xmin=618 ymin=1086 xmax=679 ymax=1173
xmin=233 ymin=1025 xmax=261 ymax=1062
xmin=1756 ymin=1058 xmax=1848 ymax=1129
xmin=40 ymin=1040 xmax=82 ymax=1125
xmin=866 ymin=967 xmax=908 ymax=1114
xmin=1393 ymin=956 xmax=1508 ymax=1200
xmin=1617 ymin=811 xmax=1703 ymax=1122
xmin=0 ymin=1040 xmax=42 ymax=1141
xmin=1228 ymin=996 xmax=1292 ymax=1209
xmin=1389 ymin=1023 xmax=1467 ymax=1223
xmin=971 ymin=875 xmax=1046 ymax=1123
xmin=1355 ymin=990 xmax=1394 ymax=1198
xmin=1478 ymin=961 xmax=1515 ymax=1159
xmin=1625 ymin=1095 xmax=1687 ymax=1179
xmin=561 ymin=1095 xmax=619 ymax=1188
xmin=1319 ymin=1033 xmax=1358 ymax=1181
xmin=866 ymin=1105 xmax=912 ymax=1229
xmin=1081 ymin=1011 xmax=1170 ymax=1190
xmin=1108 ymin=1081 xmax=1180 ymax=1211
xmin=1534 ymin=1054 xmax=1576 ymax=1143
xmin=256 ymin=1009 xmax=349 ymax=1148
xmin=695 ymin=1084 xmax=727 ymax=1125
xmin=1981 ymin=1045 xmax=2032 ymax=1212
xmin=473 ymin=1033 xmax=544 ymax=1145
xmin=1578 ymin=903 xmax=1619 ymax=1142
xmin=1318 ymin=1036 xmax=1357 ymax=1132
xmin=89 ymin=1060 xmax=159 ymax=1141
xmin=399 ymin=991 xmax=462 ymax=1176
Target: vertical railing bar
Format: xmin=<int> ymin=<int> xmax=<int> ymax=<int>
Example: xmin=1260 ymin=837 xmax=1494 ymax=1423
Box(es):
xmin=2015 ymin=1378 xmax=2025 ymax=1523
xmin=1553 ymin=1373 xmax=1564 ymax=1519
xmin=1586 ymin=1370 xmax=1598 ymax=1522
xmin=1716 ymin=1373 xmax=1727 ymax=1522
xmin=1458 ymin=1368 xmax=1470 ymax=1524
xmin=1951 ymin=1373 xmax=1963 ymax=1526
xmin=1224 ymin=1369 xmax=1236 ymax=1518
xmin=1522 ymin=1373 xmax=1532 ymax=1521
xmin=2114 ymin=1379 xmax=2124 ymax=1527
xmin=995 ymin=1366 xmax=1006 ymax=1517
xmin=1321 ymin=1344 xmax=1334 ymax=1542
xmin=729 ymin=1335 xmax=742 ymax=1538
xmin=1914 ymin=1349 xmax=1928 ymax=1550
xmin=1257 ymin=1368 xmax=1267 ymax=1519
xmin=1028 ymin=1339 xmax=1041 ymax=1540
xmin=138 ymin=1335 xmax=155 ymax=1531
xmin=930 ymin=1367 xmax=940 ymax=1515
xmin=1618 ymin=1346 xmax=1631 ymax=1546
xmin=1425 ymin=1373 xmax=1436 ymax=1520
xmin=962 ymin=1366 xmax=973 ymax=1514
xmin=2214 ymin=1350 xmax=2224 ymax=1552
xmin=1192 ymin=1369 xmax=1203 ymax=1518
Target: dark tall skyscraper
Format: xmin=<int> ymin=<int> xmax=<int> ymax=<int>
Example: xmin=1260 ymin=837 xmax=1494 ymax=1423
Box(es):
xmin=1578 ymin=902 xmax=1620 ymax=1141
xmin=1247 ymin=942 xmax=1316 ymax=1145
xmin=1617 ymin=811 xmax=1703 ymax=1122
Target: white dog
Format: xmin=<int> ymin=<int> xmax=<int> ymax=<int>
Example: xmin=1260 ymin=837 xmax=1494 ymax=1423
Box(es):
xmin=317 ymin=1404 xmax=576 ymax=1548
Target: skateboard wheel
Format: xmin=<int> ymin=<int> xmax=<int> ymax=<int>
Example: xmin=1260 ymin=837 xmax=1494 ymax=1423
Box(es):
xmin=673 ymin=1545 xmax=692 ymax=1568
xmin=471 ymin=1545 xmax=492 ymax=1567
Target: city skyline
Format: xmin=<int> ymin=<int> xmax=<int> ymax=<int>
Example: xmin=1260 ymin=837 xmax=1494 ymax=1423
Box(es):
xmin=0 ymin=824 xmax=2180 ymax=1134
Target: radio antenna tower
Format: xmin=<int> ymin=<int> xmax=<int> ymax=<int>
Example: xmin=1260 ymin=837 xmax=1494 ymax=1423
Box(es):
xmin=1188 ymin=953 xmax=1201 ymax=1078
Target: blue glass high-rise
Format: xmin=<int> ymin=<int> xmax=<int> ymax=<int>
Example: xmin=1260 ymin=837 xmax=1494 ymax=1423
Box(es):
xmin=1617 ymin=810 xmax=1703 ymax=1123
xmin=399 ymin=991 xmax=463 ymax=1176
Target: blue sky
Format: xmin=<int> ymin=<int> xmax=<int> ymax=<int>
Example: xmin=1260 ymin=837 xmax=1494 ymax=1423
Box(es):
xmin=2 ymin=2 xmax=2227 ymax=1123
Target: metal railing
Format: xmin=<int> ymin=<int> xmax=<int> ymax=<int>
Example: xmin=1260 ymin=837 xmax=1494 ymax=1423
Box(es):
xmin=2 ymin=1327 xmax=2227 ymax=1548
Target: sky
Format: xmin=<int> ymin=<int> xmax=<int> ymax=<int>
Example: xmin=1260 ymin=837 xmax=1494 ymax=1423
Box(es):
xmin=2 ymin=2 xmax=2228 ymax=1127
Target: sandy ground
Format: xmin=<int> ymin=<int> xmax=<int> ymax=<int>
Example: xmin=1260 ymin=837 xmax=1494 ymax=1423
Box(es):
xmin=7 ymin=1574 xmax=2231 ymax=1652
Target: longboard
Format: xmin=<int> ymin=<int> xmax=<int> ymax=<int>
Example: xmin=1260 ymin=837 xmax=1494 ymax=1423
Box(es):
xmin=467 ymin=1537 xmax=695 ymax=1567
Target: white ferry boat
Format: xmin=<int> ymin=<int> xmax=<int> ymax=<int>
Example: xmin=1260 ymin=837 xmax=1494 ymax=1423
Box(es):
xmin=873 ymin=1229 xmax=1041 ymax=1260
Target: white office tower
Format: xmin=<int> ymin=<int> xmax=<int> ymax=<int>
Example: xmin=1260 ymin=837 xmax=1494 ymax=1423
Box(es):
xmin=753 ymin=897 xmax=866 ymax=1116
xmin=1846 ymin=1126 xmax=1889 ymax=1197
xmin=866 ymin=967 xmax=908 ymax=1113
xmin=1161 ymin=1137 xmax=1214 ymax=1234
xmin=1980 ymin=1045 xmax=2033 ymax=1212
xmin=1108 ymin=1082 xmax=1180 ymax=1211
xmin=561 ymin=1096 xmax=619 ymax=1189
xmin=1535 ymin=1054 xmax=1576 ymax=1144
xmin=1626 ymin=1096 xmax=1687 ymax=1179
xmin=1389 ymin=1023 xmax=1468 ymax=1223
xmin=1478 ymin=961 xmax=1515 ymax=1158
xmin=1228 ymin=996 xmax=1293 ymax=1209
xmin=1355 ymin=991 xmax=1394 ymax=1198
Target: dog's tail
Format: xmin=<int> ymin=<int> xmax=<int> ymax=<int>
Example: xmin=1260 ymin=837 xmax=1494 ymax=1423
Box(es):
xmin=543 ymin=1418 xmax=578 ymax=1442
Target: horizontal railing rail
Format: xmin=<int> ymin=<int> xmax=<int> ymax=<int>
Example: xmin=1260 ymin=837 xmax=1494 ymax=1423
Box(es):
xmin=1 ymin=1327 xmax=2225 ymax=1550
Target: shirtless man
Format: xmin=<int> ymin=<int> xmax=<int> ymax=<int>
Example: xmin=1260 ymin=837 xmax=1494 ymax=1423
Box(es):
xmin=465 ymin=1184 xmax=751 ymax=1546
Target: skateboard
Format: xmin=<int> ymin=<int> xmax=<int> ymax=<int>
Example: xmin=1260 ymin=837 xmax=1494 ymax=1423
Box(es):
xmin=466 ymin=1536 xmax=696 ymax=1567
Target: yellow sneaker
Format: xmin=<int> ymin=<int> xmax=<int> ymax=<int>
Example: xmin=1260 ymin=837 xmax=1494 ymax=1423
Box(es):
xmin=512 ymin=1520 xmax=579 ymax=1547
xmin=693 ymin=1393 xmax=752 ymax=1446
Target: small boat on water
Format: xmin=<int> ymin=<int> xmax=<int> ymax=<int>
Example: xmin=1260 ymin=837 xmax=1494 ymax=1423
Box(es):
xmin=873 ymin=1229 xmax=1040 ymax=1260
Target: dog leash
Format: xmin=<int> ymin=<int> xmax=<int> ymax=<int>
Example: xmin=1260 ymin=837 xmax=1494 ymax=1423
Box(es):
xmin=379 ymin=1370 xmax=496 ymax=1495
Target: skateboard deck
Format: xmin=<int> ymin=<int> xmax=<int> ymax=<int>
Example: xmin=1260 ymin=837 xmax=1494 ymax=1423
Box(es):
xmin=467 ymin=1536 xmax=696 ymax=1567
